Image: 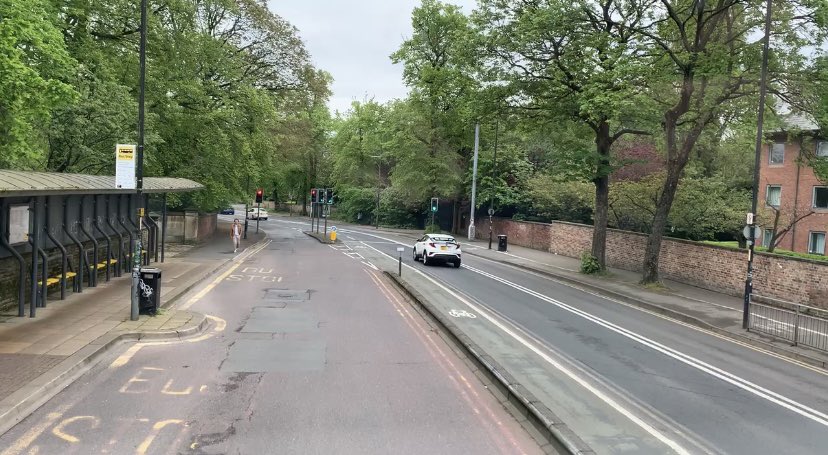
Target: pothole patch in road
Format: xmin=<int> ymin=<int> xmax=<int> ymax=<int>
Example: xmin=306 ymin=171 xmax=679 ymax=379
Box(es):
xmin=220 ymin=339 xmax=326 ymax=372
xmin=240 ymin=307 xmax=318 ymax=333
xmin=262 ymin=288 xmax=309 ymax=302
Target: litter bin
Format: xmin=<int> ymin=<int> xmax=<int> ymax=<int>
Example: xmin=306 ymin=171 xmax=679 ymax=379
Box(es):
xmin=138 ymin=267 xmax=162 ymax=315
xmin=497 ymin=235 xmax=508 ymax=252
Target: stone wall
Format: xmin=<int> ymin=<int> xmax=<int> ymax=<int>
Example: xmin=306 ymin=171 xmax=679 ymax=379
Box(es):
xmin=477 ymin=217 xmax=828 ymax=307
xmin=162 ymin=212 xmax=216 ymax=244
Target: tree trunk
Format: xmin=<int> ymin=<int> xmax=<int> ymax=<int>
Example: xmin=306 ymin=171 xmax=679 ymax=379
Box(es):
xmin=641 ymin=163 xmax=682 ymax=284
xmin=767 ymin=209 xmax=781 ymax=253
xmin=591 ymin=122 xmax=612 ymax=270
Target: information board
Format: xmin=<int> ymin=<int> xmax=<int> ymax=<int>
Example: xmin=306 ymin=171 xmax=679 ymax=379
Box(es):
xmin=115 ymin=144 xmax=136 ymax=189
xmin=8 ymin=204 xmax=30 ymax=244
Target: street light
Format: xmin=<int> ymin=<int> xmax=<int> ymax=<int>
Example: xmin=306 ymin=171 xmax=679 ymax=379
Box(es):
xmin=369 ymin=154 xmax=382 ymax=229
xmin=744 ymin=0 xmax=773 ymax=330
xmin=488 ymin=119 xmax=499 ymax=250
xmin=130 ymin=0 xmax=148 ymax=321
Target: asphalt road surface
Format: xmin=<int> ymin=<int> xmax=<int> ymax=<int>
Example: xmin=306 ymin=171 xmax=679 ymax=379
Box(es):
xmin=311 ymin=219 xmax=828 ymax=455
xmin=0 ymin=220 xmax=541 ymax=454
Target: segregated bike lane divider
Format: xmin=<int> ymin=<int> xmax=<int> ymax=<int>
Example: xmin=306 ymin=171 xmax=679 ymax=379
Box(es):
xmin=384 ymin=271 xmax=594 ymax=455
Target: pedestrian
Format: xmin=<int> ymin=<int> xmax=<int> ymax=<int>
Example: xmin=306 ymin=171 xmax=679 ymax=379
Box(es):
xmin=231 ymin=218 xmax=242 ymax=253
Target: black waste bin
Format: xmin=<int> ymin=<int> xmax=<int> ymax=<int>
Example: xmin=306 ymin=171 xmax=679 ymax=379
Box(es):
xmin=138 ymin=267 xmax=162 ymax=315
xmin=497 ymin=234 xmax=508 ymax=252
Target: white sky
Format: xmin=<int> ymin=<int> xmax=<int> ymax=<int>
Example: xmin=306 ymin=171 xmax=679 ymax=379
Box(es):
xmin=268 ymin=0 xmax=477 ymax=116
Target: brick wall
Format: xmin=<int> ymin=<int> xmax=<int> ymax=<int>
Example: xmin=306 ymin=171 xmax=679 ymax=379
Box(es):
xmin=478 ymin=217 xmax=828 ymax=308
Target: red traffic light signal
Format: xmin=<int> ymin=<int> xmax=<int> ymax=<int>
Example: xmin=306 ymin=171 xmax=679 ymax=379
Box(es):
xmin=255 ymin=188 xmax=263 ymax=203
xmin=311 ymin=188 xmax=317 ymax=202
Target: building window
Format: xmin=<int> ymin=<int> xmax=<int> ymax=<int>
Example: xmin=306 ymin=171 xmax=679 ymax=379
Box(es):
xmin=763 ymin=228 xmax=773 ymax=248
xmin=815 ymin=187 xmax=828 ymax=209
xmin=809 ymin=232 xmax=826 ymax=255
xmin=770 ymin=142 xmax=785 ymax=164
xmin=766 ymin=185 xmax=782 ymax=207
xmin=818 ymin=141 xmax=828 ymax=158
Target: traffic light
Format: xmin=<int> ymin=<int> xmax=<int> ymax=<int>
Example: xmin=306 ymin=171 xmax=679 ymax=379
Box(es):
xmin=255 ymin=188 xmax=263 ymax=203
xmin=430 ymin=197 xmax=439 ymax=213
xmin=326 ymin=188 xmax=334 ymax=205
xmin=311 ymin=188 xmax=318 ymax=203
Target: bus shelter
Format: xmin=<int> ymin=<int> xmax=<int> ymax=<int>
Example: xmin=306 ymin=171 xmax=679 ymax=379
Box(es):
xmin=0 ymin=170 xmax=203 ymax=318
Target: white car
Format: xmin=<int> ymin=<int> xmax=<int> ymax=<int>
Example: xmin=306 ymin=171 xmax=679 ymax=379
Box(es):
xmin=247 ymin=208 xmax=268 ymax=220
xmin=413 ymin=234 xmax=462 ymax=268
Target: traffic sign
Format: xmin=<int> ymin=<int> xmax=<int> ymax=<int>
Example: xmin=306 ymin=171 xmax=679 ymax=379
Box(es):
xmin=742 ymin=225 xmax=760 ymax=239
xmin=488 ymin=208 xmax=494 ymax=216
xmin=331 ymin=226 xmax=337 ymax=232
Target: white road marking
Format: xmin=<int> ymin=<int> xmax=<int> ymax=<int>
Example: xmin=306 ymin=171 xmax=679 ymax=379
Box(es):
xmin=357 ymin=241 xmax=690 ymax=454
xmin=461 ymin=264 xmax=828 ymax=428
xmin=448 ymin=309 xmax=477 ymax=318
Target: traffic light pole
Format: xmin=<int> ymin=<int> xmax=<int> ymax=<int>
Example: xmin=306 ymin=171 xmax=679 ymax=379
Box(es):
xmin=256 ymin=201 xmax=261 ymax=233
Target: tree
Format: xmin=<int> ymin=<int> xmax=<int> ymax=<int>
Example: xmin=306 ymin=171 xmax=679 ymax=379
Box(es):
xmin=0 ymin=0 xmax=77 ymax=168
xmin=475 ymin=0 xmax=653 ymax=271
xmin=634 ymin=0 xmax=827 ymax=283
xmin=391 ymin=0 xmax=478 ymax=232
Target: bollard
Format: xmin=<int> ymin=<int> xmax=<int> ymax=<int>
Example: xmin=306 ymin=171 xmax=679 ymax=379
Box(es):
xmin=397 ymin=247 xmax=404 ymax=276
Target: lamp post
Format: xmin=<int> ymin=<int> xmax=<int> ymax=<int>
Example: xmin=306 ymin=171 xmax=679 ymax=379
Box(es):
xmin=370 ymin=154 xmax=382 ymax=229
xmin=488 ymin=119 xmax=499 ymax=250
xmin=130 ymin=0 xmax=148 ymax=321
xmin=743 ymin=0 xmax=773 ymax=330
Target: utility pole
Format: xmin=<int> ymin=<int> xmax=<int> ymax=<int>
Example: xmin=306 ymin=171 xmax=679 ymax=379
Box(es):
xmin=488 ymin=119 xmax=499 ymax=250
xmin=744 ymin=0 xmax=773 ymax=330
xmin=468 ymin=123 xmax=480 ymax=241
xmin=130 ymin=0 xmax=148 ymax=322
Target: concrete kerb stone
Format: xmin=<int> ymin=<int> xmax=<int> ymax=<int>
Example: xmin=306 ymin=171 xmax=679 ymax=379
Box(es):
xmin=465 ymin=250 xmax=828 ymax=371
xmin=384 ymin=271 xmax=594 ymax=455
xmin=302 ymin=231 xmax=338 ymax=244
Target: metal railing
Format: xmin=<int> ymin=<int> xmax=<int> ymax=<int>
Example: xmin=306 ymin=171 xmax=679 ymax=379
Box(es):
xmin=748 ymin=295 xmax=828 ymax=352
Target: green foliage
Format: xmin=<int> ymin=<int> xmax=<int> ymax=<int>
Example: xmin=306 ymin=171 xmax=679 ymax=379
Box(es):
xmin=1 ymin=0 xmax=329 ymax=213
xmin=527 ymin=176 xmax=594 ymax=224
xmin=609 ymin=174 xmax=749 ymax=241
xmin=334 ymin=187 xmax=378 ymax=224
xmin=579 ymin=252 xmax=602 ymax=275
xmin=0 ymin=0 xmax=77 ymax=167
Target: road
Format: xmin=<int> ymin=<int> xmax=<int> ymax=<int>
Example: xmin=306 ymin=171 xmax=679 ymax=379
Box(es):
xmin=305 ymin=219 xmax=828 ymax=454
xmin=0 ymin=219 xmax=541 ymax=454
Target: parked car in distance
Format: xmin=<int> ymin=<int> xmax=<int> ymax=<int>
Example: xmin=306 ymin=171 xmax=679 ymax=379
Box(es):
xmin=413 ymin=233 xmax=461 ymax=268
xmin=220 ymin=207 xmax=234 ymax=215
xmin=247 ymin=208 xmax=268 ymax=220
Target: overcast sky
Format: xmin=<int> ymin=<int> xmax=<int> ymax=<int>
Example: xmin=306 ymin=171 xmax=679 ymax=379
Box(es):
xmin=269 ymin=0 xmax=477 ymax=116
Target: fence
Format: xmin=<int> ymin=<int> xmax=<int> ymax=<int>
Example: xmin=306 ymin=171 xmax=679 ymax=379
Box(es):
xmin=748 ymin=295 xmax=828 ymax=352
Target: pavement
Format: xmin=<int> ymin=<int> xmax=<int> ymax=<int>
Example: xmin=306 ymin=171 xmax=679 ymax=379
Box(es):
xmin=0 ymin=216 xmax=542 ymax=454
xmin=0 ymin=219 xmax=265 ymax=436
xmin=302 ymin=218 xmax=828 ymax=454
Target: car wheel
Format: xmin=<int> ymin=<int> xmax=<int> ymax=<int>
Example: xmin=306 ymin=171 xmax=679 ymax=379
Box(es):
xmin=423 ymin=253 xmax=429 ymax=266
xmin=413 ymin=248 xmax=419 ymax=262
xmin=454 ymin=260 xmax=461 ymax=268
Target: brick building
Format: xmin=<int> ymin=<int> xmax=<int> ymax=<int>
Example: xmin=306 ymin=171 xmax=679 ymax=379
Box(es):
xmin=760 ymin=113 xmax=828 ymax=255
